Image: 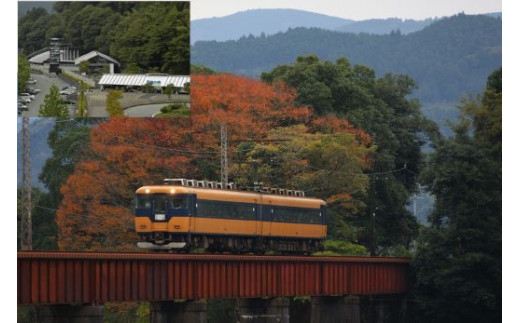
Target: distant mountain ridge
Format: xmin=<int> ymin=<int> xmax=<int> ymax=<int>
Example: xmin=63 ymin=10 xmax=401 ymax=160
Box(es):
xmin=192 ymin=9 xmax=502 ymax=44
xmin=192 ymin=13 xmax=502 ymax=104
xmin=192 ymin=9 xmax=353 ymax=44
xmin=18 ymin=1 xmax=54 ymax=17
xmin=336 ymin=17 xmax=437 ymax=34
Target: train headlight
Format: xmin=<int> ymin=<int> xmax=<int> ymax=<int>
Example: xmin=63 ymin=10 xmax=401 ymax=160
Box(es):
xmin=155 ymin=214 xmax=165 ymax=221
xmin=170 ymin=189 xmax=175 ymax=194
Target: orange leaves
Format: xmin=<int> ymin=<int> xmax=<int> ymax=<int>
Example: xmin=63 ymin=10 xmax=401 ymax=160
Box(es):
xmin=191 ymin=74 xmax=311 ymax=140
xmin=57 ymin=118 xmax=198 ymax=251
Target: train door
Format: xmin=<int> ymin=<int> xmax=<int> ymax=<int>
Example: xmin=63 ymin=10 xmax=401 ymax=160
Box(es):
xmin=255 ymin=197 xmax=262 ymax=235
xmin=262 ymin=198 xmax=272 ymax=237
xmin=151 ymin=194 xmax=168 ymax=222
xmin=188 ymin=194 xmax=197 ymax=232
xmin=321 ymin=205 xmax=328 ymax=237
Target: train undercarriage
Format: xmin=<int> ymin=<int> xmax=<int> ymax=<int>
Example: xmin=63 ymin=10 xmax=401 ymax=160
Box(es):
xmin=138 ymin=232 xmax=324 ymax=255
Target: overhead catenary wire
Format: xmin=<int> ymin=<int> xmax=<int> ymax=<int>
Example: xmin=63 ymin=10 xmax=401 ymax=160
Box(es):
xmin=38 ymin=121 xmax=416 ymax=186
xmin=92 ymin=133 xmax=413 ymax=177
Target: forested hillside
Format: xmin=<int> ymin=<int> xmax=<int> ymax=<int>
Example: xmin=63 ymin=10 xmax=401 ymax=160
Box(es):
xmin=192 ymin=13 xmax=501 ymax=104
xmin=18 ymin=1 xmax=190 ymax=74
xmin=413 ymin=68 xmax=501 ymax=322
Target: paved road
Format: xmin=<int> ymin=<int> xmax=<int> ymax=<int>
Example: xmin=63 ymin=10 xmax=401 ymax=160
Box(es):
xmin=124 ymin=103 xmax=169 ymax=117
xmin=86 ymin=90 xmax=190 ymax=117
xmin=19 ymin=73 xmax=74 ymax=117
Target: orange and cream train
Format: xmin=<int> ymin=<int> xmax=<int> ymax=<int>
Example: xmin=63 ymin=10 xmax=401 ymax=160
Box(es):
xmin=135 ymin=179 xmax=327 ymax=254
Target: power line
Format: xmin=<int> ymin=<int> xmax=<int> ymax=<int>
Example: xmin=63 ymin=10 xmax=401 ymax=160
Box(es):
xmin=97 ymin=133 xmax=412 ymax=177
xmin=220 ymin=124 xmax=228 ymax=184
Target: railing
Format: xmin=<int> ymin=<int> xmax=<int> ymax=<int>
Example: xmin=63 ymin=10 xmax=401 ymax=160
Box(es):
xmin=18 ymin=251 xmax=410 ymax=305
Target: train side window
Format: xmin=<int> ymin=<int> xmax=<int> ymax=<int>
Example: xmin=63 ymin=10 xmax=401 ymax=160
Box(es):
xmin=171 ymin=197 xmax=185 ymax=209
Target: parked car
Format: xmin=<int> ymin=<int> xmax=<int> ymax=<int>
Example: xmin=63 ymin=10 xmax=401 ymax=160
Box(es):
xmin=18 ymin=96 xmax=32 ymax=104
xmin=27 ymin=79 xmax=37 ymax=85
xmin=27 ymin=88 xmax=41 ymax=95
xmin=18 ymin=102 xmax=28 ymax=112
xmin=60 ymin=86 xmax=77 ymax=96
xmin=19 ymin=93 xmax=35 ymax=101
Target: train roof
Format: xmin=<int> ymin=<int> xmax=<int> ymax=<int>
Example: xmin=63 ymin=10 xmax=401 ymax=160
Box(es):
xmin=136 ymin=185 xmax=326 ymax=208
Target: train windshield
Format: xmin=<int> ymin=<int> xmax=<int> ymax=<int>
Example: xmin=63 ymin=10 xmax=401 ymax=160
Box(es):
xmin=153 ymin=194 xmax=169 ymax=213
xmin=136 ymin=195 xmax=151 ymax=208
xmin=136 ymin=193 xmax=189 ymax=213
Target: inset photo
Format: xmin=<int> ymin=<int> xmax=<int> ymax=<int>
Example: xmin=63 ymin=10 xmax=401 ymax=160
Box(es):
xmin=18 ymin=1 xmax=190 ymax=117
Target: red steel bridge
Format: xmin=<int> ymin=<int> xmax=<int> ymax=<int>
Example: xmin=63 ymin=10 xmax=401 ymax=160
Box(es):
xmin=18 ymin=251 xmax=409 ymax=305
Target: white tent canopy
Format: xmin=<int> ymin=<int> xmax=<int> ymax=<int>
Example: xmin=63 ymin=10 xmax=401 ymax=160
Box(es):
xmin=98 ymin=74 xmax=190 ymax=88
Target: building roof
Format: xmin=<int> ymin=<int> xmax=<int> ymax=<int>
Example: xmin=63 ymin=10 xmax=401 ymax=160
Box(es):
xmin=27 ymin=47 xmax=49 ymax=59
xmin=28 ymin=51 xmax=51 ymax=64
xmin=74 ymin=51 xmax=120 ymax=66
xmin=98 ymin=74 xmax=190 ymax=87
xmin=28 ymin=49 xmax=77 ymax=64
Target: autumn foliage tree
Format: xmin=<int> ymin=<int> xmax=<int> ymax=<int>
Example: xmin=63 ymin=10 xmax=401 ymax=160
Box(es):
xmin=190 ymin=74 xmax=311 ymax=141
xmin=57 ymin=118 xmax=195 ymax=250
xmin=232 ymin=124 xmax=374 ymax=241
xmin=56 ymin=74 xmax=373 ymax=251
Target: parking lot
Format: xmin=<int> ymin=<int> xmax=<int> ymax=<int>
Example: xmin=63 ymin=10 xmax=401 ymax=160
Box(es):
xmin=18 ymin=72 xmax=75 ymax=117
xmin=19 ymin=72 xmax=190 ymax=117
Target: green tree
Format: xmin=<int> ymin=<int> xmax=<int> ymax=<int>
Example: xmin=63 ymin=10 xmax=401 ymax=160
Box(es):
xmin=39 ymin=84 xmax=70 ymax=117
xmin=106 ymin=89 xmax=124 ymax=116
xmin=34 ymin=118 xmax=98 ymax=250
xmin=18 ymin=54 xmax=30 ymax=94
xmin=190 ymin=64 xmax=216 ymax=75
xmin=183 ymin=82 xmax=190 ymax=93
xmin=77 ymin=82 xmax=88 ymax=117
xmin=413 ymin=68 xmax=501 ymax=322
xmin=79 ymin=61 xmax=89 ymax=75
xmin=62 ymin=5 xmax=120 ymax=54
xmin=164 ymin=84 xmax=175 ymax=102
xmin=231 ymin=125 xmax=374 ymax=242
xmin=123 ymin=63 xmax=141 ymax=74
xmin=109 ymin=2 xmax=190 ymax=74
xmin=262 ymin=56 xmax=439 ymax=253
xmin=18 ymin=7 xmax=50 ymax=54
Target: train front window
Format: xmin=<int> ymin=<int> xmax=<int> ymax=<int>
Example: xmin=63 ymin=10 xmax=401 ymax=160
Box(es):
xmin=136 ymin=195 xmax=151 ymax=208
xmin=153 ymin=194 xmax=169 ymax=213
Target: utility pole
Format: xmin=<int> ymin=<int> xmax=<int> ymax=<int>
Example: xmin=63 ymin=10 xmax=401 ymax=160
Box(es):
xmin=21 ymin=116 xmax=32 ymax=250
xmin=220 ymin=123 xmax=228 ymax=184
xmin=369 ymin=174 xmax=376 ymax=256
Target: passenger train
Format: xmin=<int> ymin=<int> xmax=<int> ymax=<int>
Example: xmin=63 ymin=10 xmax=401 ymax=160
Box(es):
xmin=135 ymin=179 xmax=327 ymax=254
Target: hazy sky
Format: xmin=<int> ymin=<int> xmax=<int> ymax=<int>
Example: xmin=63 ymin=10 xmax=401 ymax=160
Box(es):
xmin=191 ymin=0 xmax=502 ymax=20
